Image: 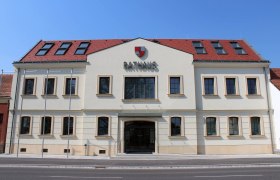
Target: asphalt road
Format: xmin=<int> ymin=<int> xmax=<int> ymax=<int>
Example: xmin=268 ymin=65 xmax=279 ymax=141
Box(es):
xmin=0 ymin=167 xmax=280 ymax=180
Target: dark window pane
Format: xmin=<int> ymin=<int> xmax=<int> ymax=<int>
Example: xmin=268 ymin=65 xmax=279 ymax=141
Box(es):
xmin=79 ymin=42 xmax=90 ymax=48
xmin=0 ymin=114 xmax=3 ymax=123
xmin=99 ymin=77 xmax=110 ymax=94
xmin=63 ymin=117 xmax=74 ymax=135
xmin=192 ymin=41 xmax=203 ymax=47
xmin=170 ymin=77 xmax=181 ymax=94
xmin=226 ymin=78 xmax=236 ymax=95
xmin=211 ymin=42 xmax=221 ymax=48
xmin=124 ymin=77 xmax=155 ymax=99
xmin=171 ymin=117 xmax=181 ymax=136
xmin=65 ymin=78 xmax=76 ymax=95
xmin=195 ymin=47 xmax=206 ymax=54
xmin=235 ymin=48 xmax=246 ymax=54
xmin=216 ymin=48 xmax=226 ymax=54
xmin=206 ymin=117 xmax=216 ymax=135
xmin=41 ymin=117 xmax=52 ymax=135
xmin=44 ymin=78 xmax=55 ymax=95
xmin=42 ymin=43 xmax=53 ymax=49
xmin=247 ymin=78 xmax=257 ymax=95
xmin=20 ymin=116 xmax=31 ymax=134
xmin=229 ymin=117 xmax=239 ymax=135
xmin=98 ymin=117 xmax=109 ymax=136
xmin=251 ymin=117 xmax=261 ymax=135
xmin=24 ymin=79 xmax=34 ymax=95
xmin=60 ymin=43 xmax=71 ymax=49
xmin=230 ymin=42 xmax=240 ymax=48
xmin=75 ymin=49 xmax=86 ymax=55
xmin=36 ymin=49 xmax=48 ymax=56
xmin=55 ymin=49 xmax=66 ymax=55
xmin=204 ymin=78 xmax=214 ymax=95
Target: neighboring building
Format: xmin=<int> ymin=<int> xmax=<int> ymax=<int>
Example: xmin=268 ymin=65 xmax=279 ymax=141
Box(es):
xmin=270 ymin=68 xmax=280 ymax=151
xmin=5 ymin=38 xmax=274 ymax=156
xmin=0 ymin=74 xmax=13 ymax=153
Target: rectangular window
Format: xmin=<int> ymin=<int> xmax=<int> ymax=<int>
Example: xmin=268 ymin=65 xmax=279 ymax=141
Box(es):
xmin=41 ymin=116 xmax=52 ymax=135
xmin=251 ymin=117 xmax=261 ymax=135
xmin=20 ymin=116 xmax=31 ymax=135
xmin=226 ymin=78 xmax=236 ymax=95
xmin=229 ymin=117 xmax=239 ymax=135
xmin=0 ymin=114 xmax=3 ymax=123
xmin=65 ymin=78 xmax=77 ymax=95
xmin=62 ymin=117 xmax=74 ymax=135
xmin=124 ymin=77 xmax=155 ymax=99
xmin=230 ymin=42 xmax=247 ymax=55
xmin=192 ymin=41 xmax=207 ymax=54
xmin=44 ymin=78 xmax=56 ymax=95
xmin=36 ymin=43 xmax=54 ymax=56
xmin=55 ymin=42 xmax=72 ymax=55
xmin=97 ymin=117 xmax=109 ymax=136
xmin=211 ymin=41 xmax=227 ymax=55
xmin=204 ymin=78 xmax=215 ymax=95
xmin=98 ymin=76 xmax=111 ymax=94
xmin=169 ymin=77 xmax=181 ymax=95
xmin=24 ymin=78 xmax=35 ymax=95
xmin=206 ymin=117 xmax=217 ymax=136
xmin=75 ymin=42 xmax=90 ymax=55
xmin=171 ymin=117 xmax=181 ymax=136
xmin=247 ymin=78 xmax=257 ymax=95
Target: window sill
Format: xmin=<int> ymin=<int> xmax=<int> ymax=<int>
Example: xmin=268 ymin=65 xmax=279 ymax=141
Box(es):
xmin=122 ymin=99 xmax=159 ymax=102
xmin=95 ymin=135 xmax=113 ymax=139
xmin=227 ymin=135 xmax=243 ymax=138
xmin=96 ymin=94 xmax=113 ymax=97
xmin=168 ymin=94 xmax=185 ymax=97
xmin=204 ymin=135 xmax=221 ymax=138
xmin=62 ymin=94 xmax=79 ymax=98
xmin=21 ymin=94 xmax=37 ymax=98
xmin=225 ymin=94 xmax=241 ymax=97
xmin=168 ymin=136 xmax=185 ymax=139
xmin=60 ymin=135 xmax=76 ymax=139
xmin=41 ymin=94 xmax=58 ymax=98
xmin=250 ymin=135 xmax=265 ymax=138
xmin=246 ymin=94 xmax=261 ymax=97
xmin=202 ymin=95 xmax=219 ymax=98
xmin=18 ymin=134 xmax=33 ymax=138
xmin=38 ymin=134 xmax=54 ymax=138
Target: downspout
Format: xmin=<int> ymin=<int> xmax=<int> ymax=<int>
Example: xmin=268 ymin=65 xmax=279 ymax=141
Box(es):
xmin=9 ymin=68 xmax=21 ymax=154
xmin=263 ymin=67 xmax=275 ymax=154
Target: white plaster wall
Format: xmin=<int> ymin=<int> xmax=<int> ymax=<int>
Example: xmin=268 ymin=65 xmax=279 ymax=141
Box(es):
xmin=270 ymin=83 xmax=280 ymax=150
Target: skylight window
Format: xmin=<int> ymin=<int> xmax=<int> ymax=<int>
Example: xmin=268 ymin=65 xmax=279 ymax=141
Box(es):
xmin=211 ymin=41 xmax=226 ymax=55
xmin=192 ymin=41 xmax=207 ymax=54
xmin=36 ymin=43 xmax=54 ymax=56
xmin=55 ymin=42 xmax=72 ymax=55
xmin=75 ymin=42 xmax=90 ymax=55
xmin=230 ymin=42 xmax=247 ymax=55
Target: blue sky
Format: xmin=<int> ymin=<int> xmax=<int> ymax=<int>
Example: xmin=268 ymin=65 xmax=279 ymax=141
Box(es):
xmin=1 ymin=0 xmax=279 ymax=72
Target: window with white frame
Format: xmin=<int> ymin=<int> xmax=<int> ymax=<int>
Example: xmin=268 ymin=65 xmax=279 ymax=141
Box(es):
xmin=170 ymin=117 xmax=182 ymax=136
xmin=44 ymin=77 xmax=56 ymax=95
xmin=169 ymin=76 xmax=183 ymax=95
xmin=23 ymin=78 xmax=36 ymax=95
xmin=97 ymin=117 xmax=109 ymax=136
xmin=250 ymin=117 xmax=261 ymax=135
xmin=247 ymin=77 xmax=259 ymax=95
xmin=20 ymin=116 xmax=31 ymax=135
xmin=228 ymin=117 xmax=239 ymax=135
xmin=40 ymin=116 xmax=52 ymax=135
xmin=64 ymin=77 xmax=77 ymax=95
xmin=206 ymin=117 xmax=217 ymax=136
xmin=225 ymin=77 xmax=237 ymax=95
xmin=62 ymin=116 xmax=74 ymax=135
xmin=98 ymin=76 xmax=112 ymax=95
xmin=203 ymin=77 xmax=216 ymax=95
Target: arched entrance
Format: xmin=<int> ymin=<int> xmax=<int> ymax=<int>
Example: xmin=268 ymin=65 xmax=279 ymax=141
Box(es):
xmin=124 ymin=121 xmax=155 ymax=153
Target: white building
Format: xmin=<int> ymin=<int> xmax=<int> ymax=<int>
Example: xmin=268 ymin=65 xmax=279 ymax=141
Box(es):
xmin=5 ymin=38 xmax=274 ymax=156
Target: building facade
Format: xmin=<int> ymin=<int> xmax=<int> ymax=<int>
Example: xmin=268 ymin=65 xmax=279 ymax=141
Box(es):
xmin=0 ymin=74 xmax=13 ymax=153
xmin=5 ymin=38 xmax=274 ymax=156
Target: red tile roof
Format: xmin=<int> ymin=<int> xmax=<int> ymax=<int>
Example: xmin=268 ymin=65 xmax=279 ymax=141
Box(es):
xmin=19 ymin=38 xmax=263 ymax=63
xmin=0 ymin=74 xmax=13 ymax=97
xmin=270 ymin=68 xmax=280 ymax=91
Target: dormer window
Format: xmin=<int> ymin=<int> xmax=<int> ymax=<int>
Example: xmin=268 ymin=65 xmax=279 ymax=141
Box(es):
xmin=211 ymin=41 xmax=226 ymax=54
xmin=55 ymin=42 xmax=72 ymax=55
xmin=75 ymin=42 xmax=90 ymax=55
xmin=36 ymin=43 xmax=54 ymax=56
xmin=192 ymin=41 xmax=207 ymax=54
xmin=230 ymin=42 xmax=247 ymax=55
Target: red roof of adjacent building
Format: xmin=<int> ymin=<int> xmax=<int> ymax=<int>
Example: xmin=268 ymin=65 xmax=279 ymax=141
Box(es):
xmin=0 ymin=74 xmax=13 ymax=97
xmin=270 ymin=68 xmax=280 ymax=91
xmin=19 ymin=38 xmax=263 ymax=63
